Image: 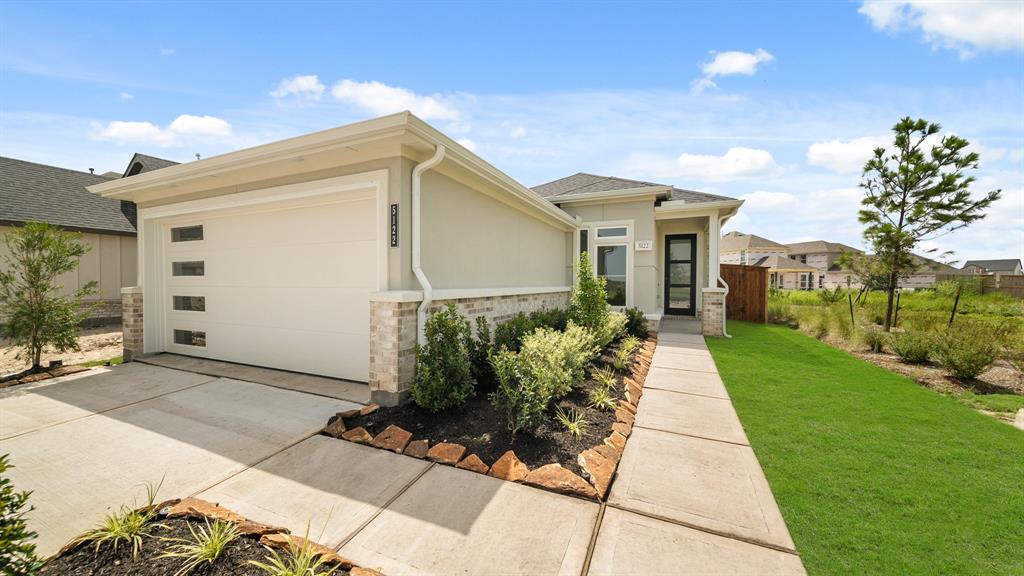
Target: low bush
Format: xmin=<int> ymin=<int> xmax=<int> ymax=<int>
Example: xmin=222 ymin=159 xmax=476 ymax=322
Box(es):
xmin=623 ymin=306 xmax=649 ymax=338
xmin=934 ymin=323 xmax=1002 ymax=380
xmin=0 ymin=455 xmax=38 ymax=575
xmin=489 ymin=348 xmax=546 ymax=436
xmin=593 ymin=312 xmax=628 ymax=349
xmin=493 ymin=312 xmax=534 ymax=353
xmin=827 ymin=304 xmax=855 ymax=342
xmin=889 ymin=329 xmax=935 ymax=364
xmin=412 ymin=303 xmax=475 ymax=412
xmin=529 ymin=308 xmax=568 ymax=332
xmin=519 ymin=325 xmax=597 ymax=399
xmin=859 ymin=325 xmax=887 ymax=352
xmin=817 ymin=287 xmax=846 ymax=304
xmin=568 ymin=252 xmax=609 ymax=330
xmin=467 ymin=316 xmax=495 ymax=390
xmin=767 ymin=297 xmax=794 ymax=325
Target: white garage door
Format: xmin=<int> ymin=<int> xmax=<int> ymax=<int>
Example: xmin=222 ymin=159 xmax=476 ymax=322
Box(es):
xmin=160 ymin=193 xmax=376 ymax=381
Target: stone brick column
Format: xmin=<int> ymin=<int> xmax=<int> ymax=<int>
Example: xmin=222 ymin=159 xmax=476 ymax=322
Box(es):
xmin=121 ymin=287 xmax=144 ymax=362
xmin=368 ymin=298 xmax=419 ymax=406
xmin=701 ymin=288 xmax=726 ymax=337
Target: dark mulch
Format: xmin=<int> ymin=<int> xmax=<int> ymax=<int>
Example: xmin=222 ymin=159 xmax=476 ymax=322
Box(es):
xmin=40 ymin=517 xmax=288 ymax=576
xmin=342 ymin=343 xmax=634 ymax=476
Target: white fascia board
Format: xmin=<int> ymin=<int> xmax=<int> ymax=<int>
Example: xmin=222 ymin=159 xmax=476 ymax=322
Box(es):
xmin=370 ymin=286 xmax=571 ymax=303
xmin=549 ymin=186 xmax=673 ymax=205
xmin=654 ymin=199 xmax=744 ymax=219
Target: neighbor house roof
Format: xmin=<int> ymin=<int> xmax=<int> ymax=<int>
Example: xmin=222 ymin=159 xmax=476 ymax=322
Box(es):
xmin=785 ymin=240 xmax=863 ymax=255
xmin=962 ymin=259 xmax=1021 ymax=273
xmin=719 ymin=231 xmax=789 ymax=253
xmin=753 ymin=255 xmax=818 ymax=271
xmin=123 ymin=153 xmax=179 ymax=177
xmin=0 ymin=156 xmax=137 ymax=235
xmin=531 ymin=172 xmax=735 ymax=204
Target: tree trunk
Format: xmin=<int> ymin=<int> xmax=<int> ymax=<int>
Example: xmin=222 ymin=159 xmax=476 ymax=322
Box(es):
xmin=31 ymin=326 xmax=41 ymax=370
xmin=883 ymin=270 xmax=897 ymax=332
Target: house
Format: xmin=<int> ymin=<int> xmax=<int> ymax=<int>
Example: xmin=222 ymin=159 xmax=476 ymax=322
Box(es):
xmin=719 ymin=231 xmax=789 ymax=266
xmin=783 ymin=240 xmax=863 ymax=289
xmin=0 ymin=156 xmax=144 ymax=324
xmin=87 ymin=112 xmax=743 ymax=406
xmin=962 ymin=259 xmax=1023 ymax=276
xmin=756 ymin=255 xmax=820 ymax=290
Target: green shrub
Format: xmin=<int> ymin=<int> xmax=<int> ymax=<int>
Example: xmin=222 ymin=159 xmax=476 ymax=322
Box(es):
xmin=817 ymin=287 xmax=845 ymax=304
xmin=77 ymin=478 xmax=163 ymax=559
xmin=554 ymin=406 xmax=588 ymax=438
xmin=889 ymin=329 xmax=935 ymax=364
xmin=767 ymin=297 xmax=794 ymax=325
xmin=467 ymin=316 xmax=495 ymax=391
xmin=412 ymin=303 xmax=475 ymax=412
xmin=489 ymin=349 xmax=546 ymax=436
xmin=623 ymin=307 xmax=649 ymax=338
xmin=935 ymin=324 xmax=1002 ymax=380
xmin=568 ymin=252 xmax=609 ymax=330
xmin=591 ymin=366 xmax=616 ymax=389
xmin=859 ymin=325 xmax=887 ymax=352
xmin=0 ymin=455 xmax=38 ymax=575
xmin=593 ymin=312 xmax=628 ymax=349
xmin=493 ymin=312 xmax=534 ymax=353
xmin=587 ymin=386 xmax=617 ymax=411
xmin=529 ymin=308 xmax=568 ymax=332
xmin=827 ymin=304 xmax=855 ymax=341
xmin=159 ymin=519 xmax=241 ymax=576
xmin=519 ymin=325 xmax=597 ymax=399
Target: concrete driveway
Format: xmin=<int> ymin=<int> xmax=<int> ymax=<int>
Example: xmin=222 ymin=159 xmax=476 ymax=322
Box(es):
xmin=0 ymin=362 xmax=358 ymax=556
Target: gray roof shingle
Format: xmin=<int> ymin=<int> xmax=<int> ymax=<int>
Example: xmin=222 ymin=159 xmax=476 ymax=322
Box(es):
xmin=123 ymin=153 xmax=179 ymax=177
xmin=531 ymin=172 xmax=734 ymax=203
xmin=962 ymin=259 xmax=1021 ymax=272
xmin=0 ymin=156 xmax=137 ymax=235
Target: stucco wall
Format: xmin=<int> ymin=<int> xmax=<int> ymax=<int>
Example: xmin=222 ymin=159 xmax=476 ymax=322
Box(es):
xmin=420 ymin=170 xmax=571 ymax=290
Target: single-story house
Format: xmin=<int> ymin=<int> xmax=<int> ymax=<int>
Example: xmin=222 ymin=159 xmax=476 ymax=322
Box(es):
xmin=88 ymin=112 xmax=743 ymax=405
xmin=719 ymin=231 xmax=790 ymax=266
xmin=755 ymin=255 xmax=820 ymax=290
xmin=961 ymin=259 xmax=1023 ymax=276
xmin=0 ymin=156 xmax=141 ymax=324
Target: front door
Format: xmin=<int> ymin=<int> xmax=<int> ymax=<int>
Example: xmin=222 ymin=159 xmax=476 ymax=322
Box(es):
xmin=664 ymin=234 xmax=697 ymax=315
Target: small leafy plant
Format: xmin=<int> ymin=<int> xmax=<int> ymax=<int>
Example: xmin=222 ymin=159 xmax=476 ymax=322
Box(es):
xmin=467 ymin=316 xmax=495 ymax=390
xmin=569 ymin=252 xmax=610 ymax=330
xmin=554 ymin=406 xmax=589 ymax=439
xmin=591 ymin=366 xmax=616 ymax=390
xmin=889 ymin=329 xmax=934 ymax=364
xmin=411 ymin=303 xmax=475 ymax=412
xmin=159 ymin=519 xmax=241 ymax=576
xmin=859 ymin=325 xmax=887 ymax=352
xmin=0 ymin=455 xmax=39 ymax=575
xmin=77 ymin=478 xmax=164 ymax=559
xmin=588 ymin=386 xmax=617 ymax=411
xmin=489 ymin=349 xmax=546 ymax=436
xmin=250 ymin=524 xmax=337 ymax=576
xmin=623 ymin=306 xmax=649 ymax=338
xmin=934 ymin=323 xmax=1003 ymax=380
xmin=593 ymin=312 xmax=628 ymax=348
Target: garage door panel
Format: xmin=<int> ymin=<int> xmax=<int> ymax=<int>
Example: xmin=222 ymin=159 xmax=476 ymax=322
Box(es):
xmin=167 ymin=325 xmax=369 ymax=382
xmin=195 ymin=199 xmax=376 ymax=249
xmin=168 ymin=286 xmax=370 ymax=334
xmin=183 ymin=241 xmax=376 ymax=289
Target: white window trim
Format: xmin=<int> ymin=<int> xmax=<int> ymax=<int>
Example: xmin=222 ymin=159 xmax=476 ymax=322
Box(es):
xmin=576 ymin=220 xmax=634 ymax=309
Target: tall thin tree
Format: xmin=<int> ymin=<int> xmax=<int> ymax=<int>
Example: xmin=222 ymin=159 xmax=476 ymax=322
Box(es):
xmin=859 ymin=117 xmax=1000 ymax=331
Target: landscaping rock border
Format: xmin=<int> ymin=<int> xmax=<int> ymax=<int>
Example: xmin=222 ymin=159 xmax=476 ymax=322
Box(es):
xmin=321 ymin=332 xmax=658 ymax=501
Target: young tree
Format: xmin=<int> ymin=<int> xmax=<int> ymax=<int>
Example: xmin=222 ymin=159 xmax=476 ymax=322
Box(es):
xmin=0 ymin=222 xmax=98 ymax=370
xmin=858 ymin=118 xmax=1000 ymax=331
xmin=0 ymin=455 xmax=40 ymax=575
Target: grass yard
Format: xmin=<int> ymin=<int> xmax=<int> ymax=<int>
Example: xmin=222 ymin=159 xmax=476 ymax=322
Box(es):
xmin=706 ymin=322 xmax=1024 ymax=575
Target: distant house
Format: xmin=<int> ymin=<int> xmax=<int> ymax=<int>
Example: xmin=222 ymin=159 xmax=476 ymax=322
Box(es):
xmin=0 ymin=154 xmax=177 ymax=324
xmin=755 ymin=255 xmax=820 ymax=290
xmin=961 ymin=259 xmax=1023 ymax=276
xmin=720 ymin=231 xmax=789 ymax=265
xmin=783 ymin=240 xmax=862 ymax=289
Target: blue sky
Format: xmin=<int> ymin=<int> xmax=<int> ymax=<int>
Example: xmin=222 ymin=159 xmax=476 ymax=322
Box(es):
xmin=2 ymin=1 xmax=1022 ymax=262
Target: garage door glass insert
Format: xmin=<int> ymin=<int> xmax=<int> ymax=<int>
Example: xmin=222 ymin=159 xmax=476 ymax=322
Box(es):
xmin=173 ymin=329 xmax=206 ymax=347
xmin=172 ymin=296 xmax=206 ymax=312
xmin=171 ymin=225 xmax=204 ymax=242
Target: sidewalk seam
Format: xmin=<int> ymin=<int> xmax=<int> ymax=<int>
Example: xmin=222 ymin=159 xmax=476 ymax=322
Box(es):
xmin=334 ymin=461 xmax=437 ymax=551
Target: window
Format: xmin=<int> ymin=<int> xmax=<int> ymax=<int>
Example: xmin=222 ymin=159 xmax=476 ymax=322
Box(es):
xmin=799 ymin=254 xmax=807 ymax=264
xmin=799 ymin=273 xmax=808 ymax=290
xmin=173 ymin=295 xmax=206 ymax=312
xmin=818 ymin=275 xmax=824 ymax=289
xmin=596 ymin=226 xmax=628 ymax=238
xmin=171 ymin=225 xmax=204 ymax=242
xmin=173 ymin=329 xmax=206 ymax=347
xmin=597 ymin=245 xmax=627 ymax=306
xmin=172 ymin=261 xmax=204 ymax=276
xmin=579 ymin=229 xmax=588 ymax=256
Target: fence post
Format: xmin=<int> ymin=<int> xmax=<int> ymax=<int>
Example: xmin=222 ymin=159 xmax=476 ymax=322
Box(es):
xmin=948 ymin=284 xmax=962 ymax=328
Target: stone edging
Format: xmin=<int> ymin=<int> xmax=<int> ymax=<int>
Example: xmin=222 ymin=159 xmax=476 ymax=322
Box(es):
xmin=323 ymin=332 xmax=658 ymax=501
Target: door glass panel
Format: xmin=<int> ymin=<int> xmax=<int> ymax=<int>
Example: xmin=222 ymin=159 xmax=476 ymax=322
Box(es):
xmin=597 ymin=227 xmax=628 ymax=238
xmin=669 ymin=287 xmax=691 ymax=310
xmin=669 ymin=263 xmax=692 ymax=285
xmin=579 ymin=229 xmax=588 ymax=256
xmin=597 ymin=245 xmax=627 ymax=306
xmin=669 ymin=238 xmax=692 ymax=261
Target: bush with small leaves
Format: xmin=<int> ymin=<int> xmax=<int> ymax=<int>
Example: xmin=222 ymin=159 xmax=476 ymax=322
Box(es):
xmin=623 ymin=307 xmax=649 ymax=339
xmin=493 ymin=313 xmax=535 ymax=353
xmin=489 ymin=349 xmax=547 ymax=436
xmin=889 ymin=329 xmax=935 ymax=364
xmin=0 ymin=455 xmax=39 ymax=575
xmin=519 ymin=324 xmax=598 ymax=399
xmin=529 ymin=308 xmax=568 ymax=332
xmin=934 ymin=324 xmax=1002 ymax=380
xmin=467 ymin=316 xmax=495 ymax=390
xmin=569 ymin=252 xmax=610 ymax=330
xmin=859 ymin=326 xmax=887 ymax=352
xmin=593 ymin=312 xmax=628 ymax=349
xmin=411 ymin=303 xmax=475 ymax=412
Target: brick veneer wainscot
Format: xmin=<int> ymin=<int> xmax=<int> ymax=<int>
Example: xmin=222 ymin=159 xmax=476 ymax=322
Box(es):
xmin=121 ymin=287 xmax=144 ymax=362
xmin=700 ymin=288 xmax=725 ymax=337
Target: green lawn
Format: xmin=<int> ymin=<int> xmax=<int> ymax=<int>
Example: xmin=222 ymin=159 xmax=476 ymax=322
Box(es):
xmin=706 ymin=322 xmax=1024 ymax=575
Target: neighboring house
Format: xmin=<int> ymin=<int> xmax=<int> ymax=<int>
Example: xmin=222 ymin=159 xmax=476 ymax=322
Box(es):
xmin=900 ymin=254 xmax=967 ymax=290
xmin=962 ymin=259 xmax=1023 ymax=276
xmin=754 ymin=255 xmax=820 ymax=290
xmin=719 ymin=231 xmax=789 ymax=265
xmin=0 ymin=156 xmax=152 ymax=324
xmin=88 ymin=112 xmax=743 ymax=406
xmin=783 ymin=240 xmax=862 ymax=289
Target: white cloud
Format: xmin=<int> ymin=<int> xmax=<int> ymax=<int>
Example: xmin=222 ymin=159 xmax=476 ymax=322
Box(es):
xmin=806 ymin=135 xmax=889 ymax=174
xmin=456 ymin=138 xmax=477 ymax=152
xmin=702 ymin=48 xmax=775 ymax=77
xmin=689 ymin=77 xmax=718 ymax=95
xmin=159 ymin=47 xmax=175 ymax=56
xmin=859 ymin=0 xmax=1024 ymax=57
xmin=330 ymin=79 xmax=460 ymax=120
xmin=92 ymin=114 xmax=232 ymax=146
xmin=740 ymin=190 xmax=798 ymax=212
xmin=119 ymin=92 xmax=134 ymax=102
xmin=510 ymin=125 xmax=527 ymax=139
xmin=632 ymin=147 xmax=782 ymax=181
xmin=270 ymin=75 xmax=325 ymax=100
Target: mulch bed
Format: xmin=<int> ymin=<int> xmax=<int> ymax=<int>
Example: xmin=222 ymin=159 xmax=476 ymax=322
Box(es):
xmin=323 ymin=332 xmax=657 ymax=500
xmin=40 ymin=497 xmax=380 ymax=576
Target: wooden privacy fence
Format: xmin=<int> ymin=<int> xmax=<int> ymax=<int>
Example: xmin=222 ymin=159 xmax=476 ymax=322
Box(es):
xmin=934 ymin=273 xmax=1024 ymax=299
xmin=720 ymin=264 xmax=767 ymax=323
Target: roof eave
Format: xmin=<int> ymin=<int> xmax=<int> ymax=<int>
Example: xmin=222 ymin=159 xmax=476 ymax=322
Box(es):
xmin=655 ymin=198 xmax=744 ymax=219
xmin=547 ymin=186 xmax=673 ymax=205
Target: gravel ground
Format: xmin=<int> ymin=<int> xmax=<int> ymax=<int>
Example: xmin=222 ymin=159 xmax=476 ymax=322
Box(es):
xmin=0 ymin=325 xmax=122 ymax=375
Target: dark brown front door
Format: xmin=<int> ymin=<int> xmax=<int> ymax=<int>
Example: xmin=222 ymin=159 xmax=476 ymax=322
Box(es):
xmin=664 ymin=234 xmax=697 ymax=316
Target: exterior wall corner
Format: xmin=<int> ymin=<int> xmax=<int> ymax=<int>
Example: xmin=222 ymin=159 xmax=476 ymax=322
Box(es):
xmin=121 ymin=288 xmax=144 ymax=361
xmin=700 ymin=288 xmax=725 ymax=337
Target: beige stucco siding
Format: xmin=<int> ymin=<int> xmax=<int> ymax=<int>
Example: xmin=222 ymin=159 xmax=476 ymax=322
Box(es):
xmin=0 ymin=225 xmax=136 ymax=301
xmin=419 ymin=171 xmax=571 ymax=289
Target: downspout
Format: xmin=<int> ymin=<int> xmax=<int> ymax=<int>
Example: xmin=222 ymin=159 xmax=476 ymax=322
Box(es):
xmin=412 ymin=145 xmax=446 ymax=345
xmin=716 ymin=212 xmax=734 ymax=339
